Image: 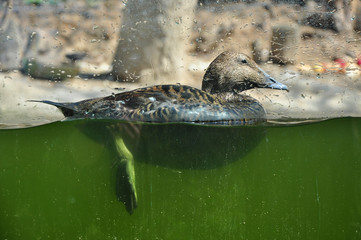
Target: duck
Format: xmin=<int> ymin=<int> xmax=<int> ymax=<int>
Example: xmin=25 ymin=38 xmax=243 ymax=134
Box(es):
xmin=32 ymin=51 xmax=288 ymax=125
xmin=31 ymin=51 xmax=288 ymax=214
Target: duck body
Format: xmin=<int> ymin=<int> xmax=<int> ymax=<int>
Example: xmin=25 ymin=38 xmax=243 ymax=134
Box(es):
xmin=43 ymin=84 xmax=265 ymax=125
xmin=31 ymin=51 xmax=288 ymax=214
xmin=35 ymin=51 xmax=287 ymax=125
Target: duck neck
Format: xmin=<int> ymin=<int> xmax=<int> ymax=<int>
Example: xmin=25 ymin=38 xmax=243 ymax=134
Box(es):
xmin=213 ymin=92 xmax=247 ymax=104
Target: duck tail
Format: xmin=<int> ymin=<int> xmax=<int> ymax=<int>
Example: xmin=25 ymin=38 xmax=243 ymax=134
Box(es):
xmin=28 ymin=100 xmax=76 ymax=117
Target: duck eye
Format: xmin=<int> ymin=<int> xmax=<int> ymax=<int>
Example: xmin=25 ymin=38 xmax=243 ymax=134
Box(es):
xmin=238 ymin=58 xmax=248 ymax=64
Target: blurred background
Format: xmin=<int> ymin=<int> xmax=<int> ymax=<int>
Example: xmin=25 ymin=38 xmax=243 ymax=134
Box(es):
xmin=0 ymin=0 xmax=360 ymax=127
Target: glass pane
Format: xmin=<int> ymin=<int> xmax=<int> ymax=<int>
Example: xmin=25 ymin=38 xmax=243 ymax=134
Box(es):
xmin=0 ymin=0 xmax=360 ymax=239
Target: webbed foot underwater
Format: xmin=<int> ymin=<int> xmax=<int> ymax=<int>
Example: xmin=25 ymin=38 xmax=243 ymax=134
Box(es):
xmin=31 ymin=51 xmax=288 ymax=214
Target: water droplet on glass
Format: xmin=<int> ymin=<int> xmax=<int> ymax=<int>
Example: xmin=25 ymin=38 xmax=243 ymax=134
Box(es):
xmin=175 ymin=17 xmax=182 ymax=25
xmin=30 ymin=32 xmax=36 ymax=39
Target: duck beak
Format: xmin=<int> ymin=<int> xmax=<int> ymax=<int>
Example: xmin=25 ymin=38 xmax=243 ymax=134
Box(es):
xmin=265 ymin=75 xmax=288 ymax=91
xmin=257 ymin=66 xmax=288 ymax=91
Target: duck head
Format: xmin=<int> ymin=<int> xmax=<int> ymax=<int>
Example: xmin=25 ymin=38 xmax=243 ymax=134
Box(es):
xmin=201 ymin=51 xmax=288 ymax=94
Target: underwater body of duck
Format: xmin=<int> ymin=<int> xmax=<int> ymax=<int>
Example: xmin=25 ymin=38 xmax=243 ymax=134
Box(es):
xmin=31 ymin=51 xmax=288 ymax=214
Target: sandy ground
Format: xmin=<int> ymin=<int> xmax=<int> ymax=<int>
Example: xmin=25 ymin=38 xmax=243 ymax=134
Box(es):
xmin=1 ymin=1 xmax=361 ymax=128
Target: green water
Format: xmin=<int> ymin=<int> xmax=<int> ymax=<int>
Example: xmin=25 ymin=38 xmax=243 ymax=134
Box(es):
xmin=0 ymin=118 xmax=360 ymax=239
